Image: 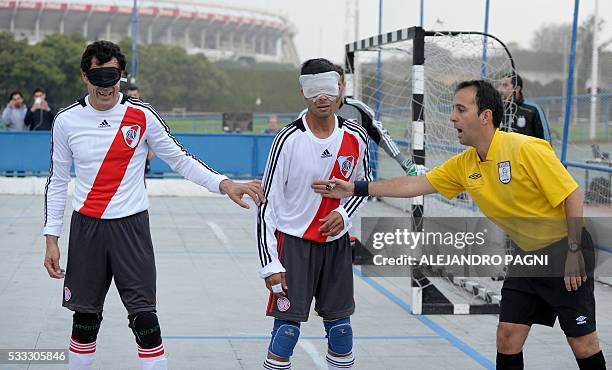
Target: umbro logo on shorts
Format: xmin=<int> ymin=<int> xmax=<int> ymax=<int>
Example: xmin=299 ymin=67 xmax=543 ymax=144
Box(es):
xmin=321 ymin=149 xmax=332 ymax=158
xmin=576 ymin=315 xmax=587 ymax=325
xmin=98 ymin=120 xmax=111 ymax=128
xmin=468 ymin=173 xmax=482 ymax=180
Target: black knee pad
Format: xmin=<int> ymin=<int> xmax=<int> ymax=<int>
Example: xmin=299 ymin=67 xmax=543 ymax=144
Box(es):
xmin=128 ymin=311 xmax=162 ymax=349
xmin=72 ymin=312 xmax=102 ymax=344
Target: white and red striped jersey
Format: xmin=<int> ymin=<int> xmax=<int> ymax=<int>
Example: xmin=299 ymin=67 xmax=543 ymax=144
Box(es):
xmin=43 ymin=94 xmax=227 ymax=237
xmin=256 ymin=115 xmax=372 ymax=278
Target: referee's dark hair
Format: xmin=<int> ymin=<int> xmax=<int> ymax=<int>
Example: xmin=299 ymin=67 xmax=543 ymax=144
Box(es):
xmin=300 ymin=58 xmax=336 ymax=75
xmin=81 ymin=41 xmax=127 ymax=73
xmin=455 ymin=80 xmax=504 ymax=128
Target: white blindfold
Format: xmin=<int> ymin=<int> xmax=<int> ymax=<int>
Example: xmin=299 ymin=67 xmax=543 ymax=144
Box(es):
xmin=299 ymin=71 xmax=340 ymax=99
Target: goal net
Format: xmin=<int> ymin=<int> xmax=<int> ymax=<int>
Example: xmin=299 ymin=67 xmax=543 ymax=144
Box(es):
xmin=346 ymin=27 xmax=518 ymax=314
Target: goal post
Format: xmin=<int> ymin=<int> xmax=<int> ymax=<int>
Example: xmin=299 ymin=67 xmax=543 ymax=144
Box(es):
xmin=346 ymin=26 xmax=518 ymax=314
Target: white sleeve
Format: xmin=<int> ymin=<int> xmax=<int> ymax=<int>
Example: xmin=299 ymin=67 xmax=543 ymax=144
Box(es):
xmin=335 ymin=134 xmax=372 ymax=234
xmin=256 ymin=131 xmax=290 ymax=278
xmin=347 ymin=97 xmax=401 ymax=158
xmin=43 ymin=116 xmax=72 ymax=237
xmin=144 ymin=108 xmax=228 ymax=193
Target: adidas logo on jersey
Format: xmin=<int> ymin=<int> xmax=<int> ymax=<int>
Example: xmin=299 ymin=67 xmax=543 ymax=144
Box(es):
xmin=321 ymin=149 xmax=332 ymax=158
xmin=98 ymin=120 xmax=111 ymax=128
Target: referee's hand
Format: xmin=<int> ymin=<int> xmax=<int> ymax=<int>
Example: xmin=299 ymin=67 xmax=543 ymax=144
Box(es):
xmin=44 ymin=236 xmax=65 ymax=279
xmin=265 ymin=272 xmax=287 ymax=298
xmin=564 ymin=251 xmax=587 ymax=291
xmin=312 ymin=177 xmax=354 ymax=199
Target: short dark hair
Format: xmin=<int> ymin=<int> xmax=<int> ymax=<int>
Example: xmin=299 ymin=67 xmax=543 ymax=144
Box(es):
xmin=300 ymin=58 xmax=336 ymax=75
xmin=8 ymin=91 xmax=22 ymax=101
xmin=80 ymin=41 xmax=127 ymax=73
xmin=455 ymin=80 xmax=504 ymax=128
xmin=127 ymin=85 xmax=139 ymax=91
xmin=504 ymin=73 xmax=523 ymax=90
xmin=32 ymin=87 xmax=45 ymax=96
xmin=334 ymin=64 xmax=345 ymax=79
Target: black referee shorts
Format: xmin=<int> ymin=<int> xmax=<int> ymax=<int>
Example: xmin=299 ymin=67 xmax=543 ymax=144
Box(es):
xmin=265 ymin=232 xmax=355 ymax=322
xmin=499 ymin=229 xmax=597 ymax=337
xmin=62 ymin=210 xmax=157 ymax=314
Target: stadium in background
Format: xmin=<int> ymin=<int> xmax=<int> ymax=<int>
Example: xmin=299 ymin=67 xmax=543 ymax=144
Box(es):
xmin=0 ymin=0 xmax=299 ymax=66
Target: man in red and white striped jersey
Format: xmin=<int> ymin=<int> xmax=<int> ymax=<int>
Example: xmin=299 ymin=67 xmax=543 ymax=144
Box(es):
xmin=257 ymin=58 xmax=371 ymax=370
xmin=43 ymin=41 xmax=264 ymax=370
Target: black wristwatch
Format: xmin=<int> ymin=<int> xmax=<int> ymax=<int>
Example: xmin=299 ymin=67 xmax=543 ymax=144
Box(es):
xmin=568 ymin=242 xmax=581 ymax=253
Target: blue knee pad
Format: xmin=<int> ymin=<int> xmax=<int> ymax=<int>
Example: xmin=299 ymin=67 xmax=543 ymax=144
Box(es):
xmin=324 ymin=317 xmax=353 ymax=355
xmin=268 ymin=319 xmax=301 ymax=358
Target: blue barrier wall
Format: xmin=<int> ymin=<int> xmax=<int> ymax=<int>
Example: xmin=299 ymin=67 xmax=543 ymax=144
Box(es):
xmin=0 ymin=132 xmax=275 ymax=179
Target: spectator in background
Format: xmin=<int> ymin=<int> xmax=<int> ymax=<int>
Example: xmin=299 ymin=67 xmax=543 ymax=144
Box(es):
xmin=2 ymin=91 xmax=28 ymax=131
xmin=126 ymin=85 xmax=140 ymax=99
xmin=263 ymin=114 xmax=280 ymax=134
xmin=499 ymin=74 xmax=550 ymax=141
xmin=25 ymin=87 xmax=56 ymax=131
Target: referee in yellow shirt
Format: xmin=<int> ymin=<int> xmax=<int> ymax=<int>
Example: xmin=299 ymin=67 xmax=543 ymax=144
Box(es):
xmin=312 ymin=80 xmax=606 ymax=370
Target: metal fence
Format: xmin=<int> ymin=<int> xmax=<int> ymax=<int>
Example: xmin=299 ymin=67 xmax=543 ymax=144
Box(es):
xmin=533 ymin=92 xmax=612 ymax=210
xmin=531 ymin=92 xmax=612 ymax=143
xmin=159 ymin=112 xmax=299 ymax=133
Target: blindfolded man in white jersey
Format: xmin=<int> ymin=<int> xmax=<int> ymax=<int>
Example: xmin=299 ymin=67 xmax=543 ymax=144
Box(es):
xmin=257 ymin=58 xmax=372 ymax=370
xmin=43 ymin=41 xmax=264 ymax=370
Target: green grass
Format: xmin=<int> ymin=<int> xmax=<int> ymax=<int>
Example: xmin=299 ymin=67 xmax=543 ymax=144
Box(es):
xmin=164 ymin=118 xmax=292 ymax=134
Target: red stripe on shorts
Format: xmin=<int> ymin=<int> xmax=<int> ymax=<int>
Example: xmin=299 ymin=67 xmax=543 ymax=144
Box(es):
xmin=79 ymin=106 xmax=146 ymax=218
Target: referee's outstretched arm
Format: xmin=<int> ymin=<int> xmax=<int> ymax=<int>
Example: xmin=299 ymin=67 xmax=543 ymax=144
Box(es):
xmin=312 ymin=174 xmax=436 ymax=199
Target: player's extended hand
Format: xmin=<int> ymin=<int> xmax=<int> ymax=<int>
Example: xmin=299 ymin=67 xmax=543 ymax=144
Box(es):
xmin=265 ymin=272 xmax=287 ymax=298
xmin=44 ymin=236 xmax=65 ymax=279
xmin=220 ymin=179 xmax=265 ymax=209
xmin=311 ymin=177 xmax=354 ymax=199
xmin=319 ymin=211 xmax=344 ymax=237
xmin=564 ymin=251 xmax=587 ymax=291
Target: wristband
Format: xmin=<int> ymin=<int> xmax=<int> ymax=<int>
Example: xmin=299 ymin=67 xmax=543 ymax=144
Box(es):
xmin=354 ymin=181 xmax=369 ymax=197
xmin=271 ymin=283 xmax=283 ymax=293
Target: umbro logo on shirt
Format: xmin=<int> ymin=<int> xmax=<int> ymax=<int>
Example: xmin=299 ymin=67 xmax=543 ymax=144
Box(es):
xmin=468 ymin=173 xmax=482 ymax=180
xmin=98 ymin=120 xmax=111 ymax=128
xmin=321 ymin=149 xmax=332 ymax=158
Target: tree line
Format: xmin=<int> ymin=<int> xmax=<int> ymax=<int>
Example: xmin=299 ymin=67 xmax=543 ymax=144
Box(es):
xmin=0 ymin=33 xmax=305 ymax=113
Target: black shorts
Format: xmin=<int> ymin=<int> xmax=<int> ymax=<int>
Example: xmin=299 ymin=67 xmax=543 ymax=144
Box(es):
xmin=62 ymin=210 xmax=157 ymax=314
xmin=265 ymin=232 xmax=355 ymax=322
xmin=499 ymin=230 xmax=597 ymax=337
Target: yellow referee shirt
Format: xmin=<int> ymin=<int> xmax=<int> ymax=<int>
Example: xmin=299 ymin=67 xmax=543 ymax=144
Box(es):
xmin=426 ymin=130 xmax=578 ymax=251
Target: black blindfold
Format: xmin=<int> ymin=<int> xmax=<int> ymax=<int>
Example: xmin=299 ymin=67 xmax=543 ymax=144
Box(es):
xmin=86 ymin=67 xmax=123 ymax=88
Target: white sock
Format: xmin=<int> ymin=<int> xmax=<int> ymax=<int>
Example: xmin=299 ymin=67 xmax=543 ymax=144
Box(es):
xmin=326 ymin=352 xmax=354 ymax=369
xmin=68 ymin=337 xmax=96 ymax=370
xmin=138 ymin=344 xmax=167 ymax=370
xmin=263 ymin=357 xmax=291 ymax=370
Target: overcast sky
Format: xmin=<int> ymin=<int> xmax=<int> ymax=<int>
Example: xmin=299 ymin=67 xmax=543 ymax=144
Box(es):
xmin=221 ymin=0 xmax=611 ymax=63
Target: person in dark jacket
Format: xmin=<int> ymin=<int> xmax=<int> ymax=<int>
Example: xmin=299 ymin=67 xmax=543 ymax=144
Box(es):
xmin=499 ymin=74 xmax=550 ymax=141
xmin=25 ymin=87 xmax=56 ymax=131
